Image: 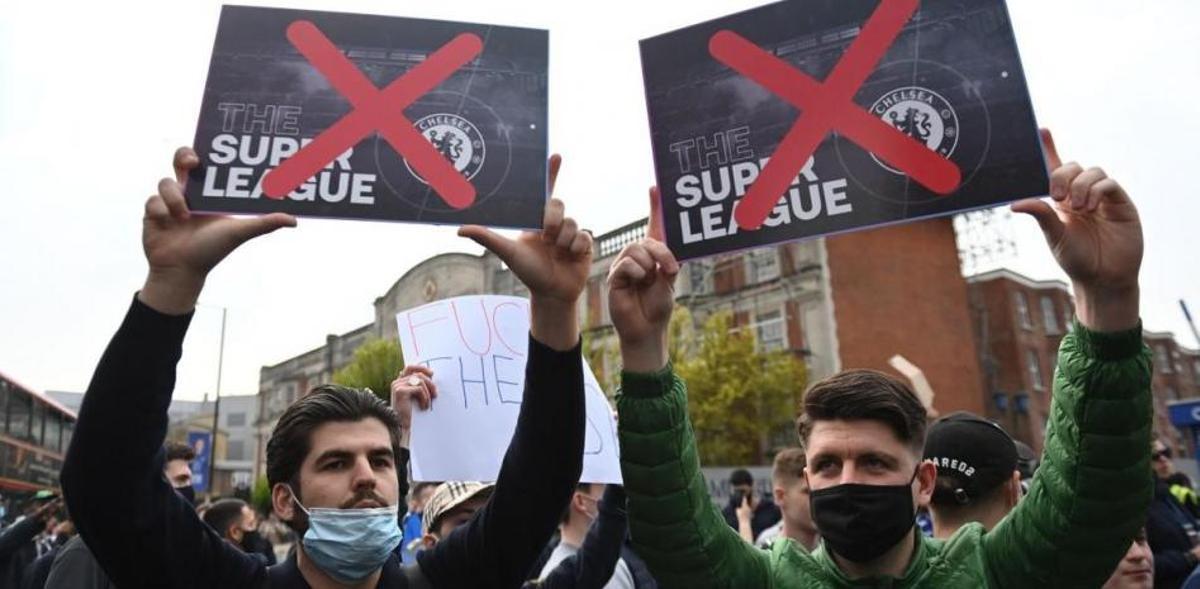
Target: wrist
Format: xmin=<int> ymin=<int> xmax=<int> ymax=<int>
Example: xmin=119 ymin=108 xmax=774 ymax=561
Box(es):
xmin=1072 ymin=283 xmax=1139 ymax=333
xmin=139 ymin=269 xmax=206 ymax=315
xmin=619 ymin=331 xmax=669 ymax=374
xmin=530 ymin=294 xmax=579 ymax=351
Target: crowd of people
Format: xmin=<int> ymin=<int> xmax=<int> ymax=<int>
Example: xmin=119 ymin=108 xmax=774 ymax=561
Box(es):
xmin=0 ymin=127 xmax=1179 ymax=588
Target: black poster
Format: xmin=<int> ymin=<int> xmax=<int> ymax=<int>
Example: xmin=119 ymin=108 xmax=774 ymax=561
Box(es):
xmin=186 ymin=6 xmax=548 ymax=229
xmin=641 ymin=0 xmax=1047 ymax=260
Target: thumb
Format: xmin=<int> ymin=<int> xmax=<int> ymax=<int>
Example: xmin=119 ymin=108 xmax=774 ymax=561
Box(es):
xmin=458 ymin=225 xmax=518 ymax=264
xmin=648 ymin=186 xmax=665 ymax=242
xmin=231 ymin=213 xmax=297 ymax=242
xmin=1011 ymin=198 xmax=1064 ymax=246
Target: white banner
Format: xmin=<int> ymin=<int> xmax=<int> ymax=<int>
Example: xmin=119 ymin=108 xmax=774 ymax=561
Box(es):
xmin=396 ymin=295 xmax=621 ymax=483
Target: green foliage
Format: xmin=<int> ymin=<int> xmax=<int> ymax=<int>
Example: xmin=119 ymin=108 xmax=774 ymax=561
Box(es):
xmin=332 ymin=338 xmax=405 ymax=403
xmin=672 ymin=310 xmax=807 ymax=465
xmin=251 ymin=476 xmax=271 ymax=514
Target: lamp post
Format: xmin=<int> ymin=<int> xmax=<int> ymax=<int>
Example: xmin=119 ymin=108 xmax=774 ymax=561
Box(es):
xmin=207 ymin=307 xmax=227 ymax=497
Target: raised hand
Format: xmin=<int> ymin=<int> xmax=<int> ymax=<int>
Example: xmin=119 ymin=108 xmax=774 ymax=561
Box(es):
xmin=1011 ymin=129 xmax=1142 ymax=332
xmin=140 ymin=147 xmax=296 ymax=314
xmin=390 ymin=365 xmax=438 ymax=432
xmin=607 ymin=187 xmax=679 ymax=373
xmin=458 ymin=155 xmax=592 ymax=350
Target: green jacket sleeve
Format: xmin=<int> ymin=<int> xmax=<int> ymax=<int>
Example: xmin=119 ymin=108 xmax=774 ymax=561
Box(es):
xmin=983 ymin=321 xmax=1153 ymax=589
xmin=617 ymin=365 xmax=772 ymax=588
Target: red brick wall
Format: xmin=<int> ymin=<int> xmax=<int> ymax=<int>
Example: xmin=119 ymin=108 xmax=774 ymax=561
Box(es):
xmin=825 ymin=218 xmax=986 ymax=417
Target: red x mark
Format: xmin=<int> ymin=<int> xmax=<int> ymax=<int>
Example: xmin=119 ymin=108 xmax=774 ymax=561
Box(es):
xmin=708 ymin=0 xmax=961 ymax=231
xmin=262 ymin=21 xmax=483 ymax=208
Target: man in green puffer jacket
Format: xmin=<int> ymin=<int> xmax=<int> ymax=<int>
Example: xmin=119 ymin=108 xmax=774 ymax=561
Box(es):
xmin=606 ymin=130 xmax=1152 ymax=589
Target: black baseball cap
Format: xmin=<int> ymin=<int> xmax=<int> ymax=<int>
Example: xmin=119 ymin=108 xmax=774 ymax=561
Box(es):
xmin=923 ymin=412 xmax=1018 ymax=506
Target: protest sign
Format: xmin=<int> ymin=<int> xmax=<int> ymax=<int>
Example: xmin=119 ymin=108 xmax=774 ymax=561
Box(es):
xmin=187 ymin=431 xmax=213 ymax=493
xmin=641 ymin=0 xmax=1048 ymax=260
xmin=396 ymin=295 xmax=622 ymax=483
xmin=186 ymin=6 xmax=548 ymax=229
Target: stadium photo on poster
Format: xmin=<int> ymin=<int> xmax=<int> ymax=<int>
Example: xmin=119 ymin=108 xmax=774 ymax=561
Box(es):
xmin=641 ymin=0 xmax=1049 ymax=260
xmin=185 ymin=5 xmax=548 ymax=229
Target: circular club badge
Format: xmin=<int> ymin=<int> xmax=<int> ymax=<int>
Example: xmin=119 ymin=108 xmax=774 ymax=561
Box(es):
xmin=404 ymin=113 xmax=486 ymax=182
xmin=868 ymin=86 xmax=959 ymax=174
xmin=833 ymin=59 xmax=991 ymax=206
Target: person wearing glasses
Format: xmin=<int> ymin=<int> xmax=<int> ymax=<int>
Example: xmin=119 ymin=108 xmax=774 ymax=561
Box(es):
xmin=1147 ymin=439 xmax=1200 ymax=589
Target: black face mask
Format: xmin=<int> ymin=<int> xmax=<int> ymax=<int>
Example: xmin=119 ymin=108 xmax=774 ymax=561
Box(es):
xmin=240 ymin=529 xmax=263 ymax=552
xmin=175 ymin=485 xmax=197 ymax=506
xmin=809 ymin=468 xmax=919 ymax=563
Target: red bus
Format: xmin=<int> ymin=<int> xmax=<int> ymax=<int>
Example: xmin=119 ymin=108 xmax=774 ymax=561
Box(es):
xmin=0 ymin=371 xmax=77 ymax=493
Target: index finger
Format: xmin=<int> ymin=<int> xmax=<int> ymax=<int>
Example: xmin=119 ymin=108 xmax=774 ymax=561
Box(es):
xmin=1040 ymin=128 xmax=1062 ymax=173
xmin=174 ymin=147 xmax=199 ymax=186
xmin=547 ymin=154 xmax=563 ymax=198
xmin=648 ymin=186 xmax=665 ymax=242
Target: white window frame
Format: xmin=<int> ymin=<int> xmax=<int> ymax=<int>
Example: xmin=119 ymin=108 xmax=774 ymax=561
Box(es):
xmin=755 ymin=309 xmax=787 ymax=353
xmin=1015 ymin=292 xmax=1033 ymax=330
xmin=1027 ymin=348 xmax=1044 ymax=391
xmin=1040 ymin=296 xmax=1060 ymax=334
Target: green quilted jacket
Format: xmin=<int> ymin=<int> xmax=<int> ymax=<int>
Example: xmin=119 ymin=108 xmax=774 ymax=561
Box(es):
xmin=617 ymin=322 xmax=1152 ymax=588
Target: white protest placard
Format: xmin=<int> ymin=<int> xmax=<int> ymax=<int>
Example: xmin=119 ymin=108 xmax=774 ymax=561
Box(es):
xmin=396 ymin=295 xmax=622 ymax=484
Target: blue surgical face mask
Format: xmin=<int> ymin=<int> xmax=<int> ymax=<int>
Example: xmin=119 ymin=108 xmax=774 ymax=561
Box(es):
xmin=288 ymin=486 xmax=402 ymax=583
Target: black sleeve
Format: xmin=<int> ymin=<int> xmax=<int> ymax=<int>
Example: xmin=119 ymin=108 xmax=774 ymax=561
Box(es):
xmin=0 ymin=517 xmax=42 ymax=562
xmin=535 ymin=486 xmax=628 ymax=589
xmin=60 ymin=296 xmax=267 ymax=589
xmin=417 ymin=335 xmax=585 ymax=589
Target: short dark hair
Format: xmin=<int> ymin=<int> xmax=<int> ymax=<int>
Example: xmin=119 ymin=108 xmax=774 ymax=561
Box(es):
xmin=730 ymin=469 xmax=754 ymax=487
xmin=266 ymin=385 xmax=402 ymax=499
xmin=203 ymin=498 xmax=248 ymax=538
xmin=797 ymin=369 xmax=928 ymax=454
xmin=772 ymin=449 xmax=807 ymax=488
xmin=165 ymin=441 xmax=196 ymax=463
xmin=561 ymin=482 xmax=594 ymax=525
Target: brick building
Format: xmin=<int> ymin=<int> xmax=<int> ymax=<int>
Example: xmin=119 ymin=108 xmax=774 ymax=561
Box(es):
xmin=967 ymin=269 xmax=1200 ymax=455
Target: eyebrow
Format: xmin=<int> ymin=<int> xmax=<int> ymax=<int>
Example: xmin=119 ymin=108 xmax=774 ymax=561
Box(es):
xmin=314 ymin=447 xmax=395 ymax=464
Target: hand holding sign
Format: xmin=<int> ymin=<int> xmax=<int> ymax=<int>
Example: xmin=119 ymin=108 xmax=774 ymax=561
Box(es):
xmin=607 ymin=188 xmax=680 ymax=373
xmin=458 ymin=156 xmax=593 ymax=350
xmin=140 ymin=147 xmax=297 ymax=315
xmin=1012 ymin=130 xmax=1142 ymax=332
xmin=390 ymin=365 xmax=439 ymax=438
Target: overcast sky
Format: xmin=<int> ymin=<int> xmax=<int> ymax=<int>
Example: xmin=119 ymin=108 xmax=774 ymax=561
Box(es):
xmin=1 ymin=0 xmax=1196 ymax=403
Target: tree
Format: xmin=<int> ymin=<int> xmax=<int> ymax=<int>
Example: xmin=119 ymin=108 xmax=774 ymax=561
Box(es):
xmin=672 ymin=309 xmax=806 ymax=466
xmin=333 ymin=338 xmax=405 ymax=404
xmin=251 ymin=476 xmax=272 ymax=514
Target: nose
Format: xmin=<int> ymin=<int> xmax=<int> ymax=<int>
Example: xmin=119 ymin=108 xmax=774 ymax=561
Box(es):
xmin=838 ymin=463 xmax=864 ymax=485
xmin=350 ymin=456 xmax=377 ymax=491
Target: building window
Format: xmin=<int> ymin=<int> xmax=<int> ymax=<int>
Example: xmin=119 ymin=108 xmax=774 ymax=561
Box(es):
xmin=756 ymin=310 xmax=787 ymax=352
xmin=226 ymin=440 xmax=246 ymax=461
xmin=1062 ymin=304 xmax=1074 ymax=331
xmin=1015 ymin=292 xmax=1034 ymax=330
xmin=227 ymin=412 xmax=246 ymax=428
xmin=0 ymin=382 xmax=8 ymax=434
xmin=1027 ymin=349 xmax=1045 ymax=391
xmin=1157 ymin=346 xmax=1173 ymax=374
xmin=1041 ymin=296 xmax=1060 ymax=334
xmin=992 ymin=393 xmax=1009 ymax=412
xmin=747 ymin=249 xmax=780 ymax=284
xmin=9 ymin=393 xmax=31 ymax=443
xmin=1014 ymin=394 xmax=1030 ymax=414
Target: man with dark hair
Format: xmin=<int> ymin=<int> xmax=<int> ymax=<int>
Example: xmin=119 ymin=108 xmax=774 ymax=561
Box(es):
xmin=201 ymin=499 xmax=262 ymax=558
xmin=60 ymin=148 xmax=592 ymax=588
xmin=722 ymin=469 xmax=780 ymax=541
xmin=922 ymin=412 xmax=1021 ymax=538
xmin=164 ymin=441 xmax=198 ymax=504
xmin=608 ymin=132 xmax=1152 ymax=586
xmin=755 ymin=449 xmax=817 ymax=551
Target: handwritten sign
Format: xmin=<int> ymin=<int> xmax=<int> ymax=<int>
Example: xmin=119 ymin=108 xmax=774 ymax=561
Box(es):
xmin=396 ymin=295 xmax=621 ymax=483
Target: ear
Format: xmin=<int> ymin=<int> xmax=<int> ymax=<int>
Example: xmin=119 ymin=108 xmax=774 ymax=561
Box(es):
xmin=421 ymin=534 xmax=438 ymax=550
xmin=915 ymin=460 xmax=937 ymax=508
xmin=271 ymin=483 xmax=296 ymax=523
xmin=229 ymin=525 xmax=244 ymax=544
xmin=773 ymin=485 xmax=786 ymax=506
xmin=1008 ymin=471 xmax=1022 ymax=508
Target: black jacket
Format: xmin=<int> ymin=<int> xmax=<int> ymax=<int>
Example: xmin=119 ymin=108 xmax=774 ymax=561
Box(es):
xmin=61 ymin=296 xmax=586 ymax=588
xmin=1148 ymin=479 xmax=1200 ymax=589
xmin=720 ymin=496 xmax=781 ymax=541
